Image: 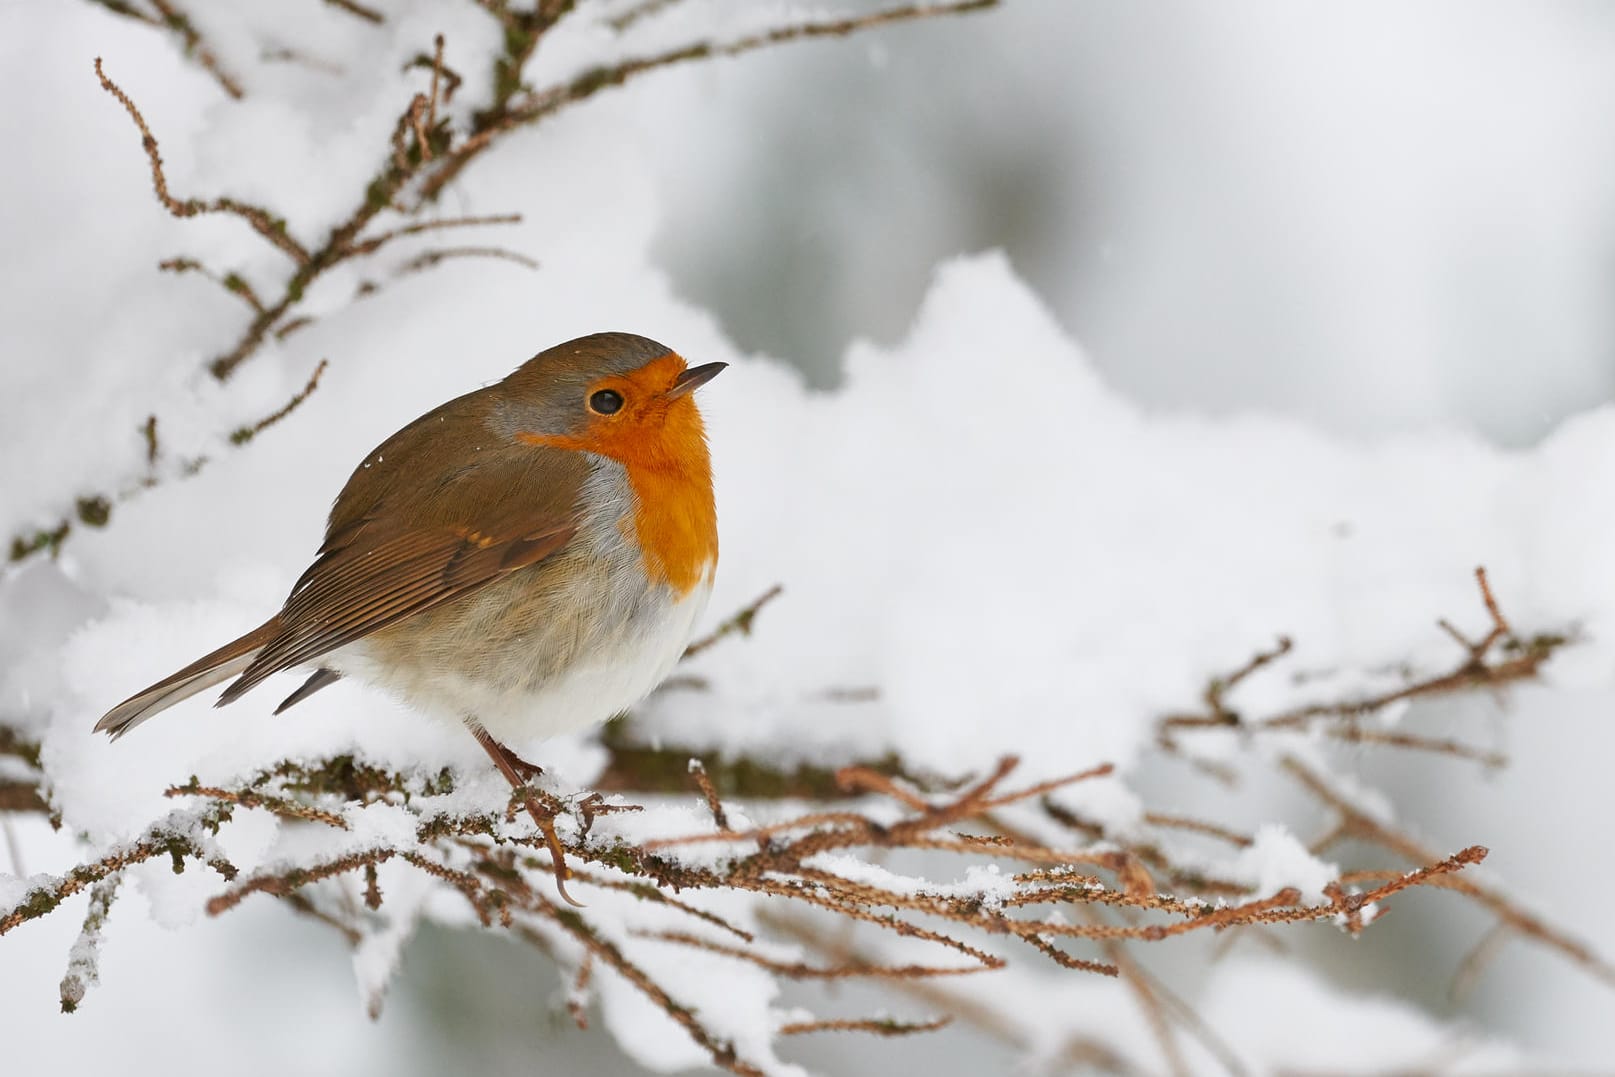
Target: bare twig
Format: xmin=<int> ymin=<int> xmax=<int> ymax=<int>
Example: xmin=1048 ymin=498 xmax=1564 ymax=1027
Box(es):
xmin=159 ymin=257 xmax=265 ymax=313
xmin=323 ymin=0 xmax=384 ymax=23
xmin=396 ymin=246 xmax=539 ymax=274
xmin=227 ymin=358 xmax=330 ymax=446
xmin=415 ymin=2 xmax=1001 ymax=202
xmin=778 ymin=1015 xmax=951 ymax=1036
xmin=1283 ymin=753 xmax=1615 ymax=990
xmin=91 ymin=1 xmax=245 ymax=99
xmin=682 ymin=585 xmax=784 ymax=660
xmin=686 ymin=759 xmax=730 ymax=832
xmin=95 ymin=60 xmax=305 ymax=262
xmin=1158 ymin=569 xmax=1566 ymax=747
xmin=343 ymin=213 xmax=522 ymax=259
xmin=23 ymin=5 xmax=993 ymax=568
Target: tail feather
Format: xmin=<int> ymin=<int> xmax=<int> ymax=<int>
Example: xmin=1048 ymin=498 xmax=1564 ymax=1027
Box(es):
xmin=274 ymin=668 xmax=342 ymax=714
xmin=95 ymin=619 xmax=280 ymax=739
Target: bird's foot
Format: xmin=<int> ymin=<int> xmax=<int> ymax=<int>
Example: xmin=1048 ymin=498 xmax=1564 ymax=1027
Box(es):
xmin=505 ymin=749 xmax=544 ymax=784
xmin=517 ymin=790 xmax=583 ymax=909
xmin=470 ymin=724 xmax=583 ymax=908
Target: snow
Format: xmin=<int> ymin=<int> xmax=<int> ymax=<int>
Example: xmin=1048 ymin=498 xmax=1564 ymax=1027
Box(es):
xmin=351 ymin=863 xmax=435 ymax=1019
xmin=3 ymin=1 xmax=1614 ymax=1074
xmin=1200 ymin=958 xmax=1526 ymax=1074
xmin=1229 ymin=824 xmax=1339 ymax=904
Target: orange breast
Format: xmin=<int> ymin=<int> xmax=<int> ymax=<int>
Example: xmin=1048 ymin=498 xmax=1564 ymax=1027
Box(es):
xmin=519 ymin=354 xmax=718 ymax=596
xmin=620 ymin=456 xmax=718 ymax=595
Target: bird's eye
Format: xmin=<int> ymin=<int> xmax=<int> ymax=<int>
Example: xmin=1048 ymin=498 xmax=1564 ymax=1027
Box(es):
xmin=589 ymin=389 xmax=624 ymax=415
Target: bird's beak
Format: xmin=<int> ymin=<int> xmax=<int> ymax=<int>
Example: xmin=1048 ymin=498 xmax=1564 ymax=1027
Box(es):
xmin=665 ymin=361 xmax=727 ymax=400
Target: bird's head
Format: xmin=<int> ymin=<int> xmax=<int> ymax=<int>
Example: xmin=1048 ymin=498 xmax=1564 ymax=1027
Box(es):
xmin=498 ymin=332 xmax=725 ymax=471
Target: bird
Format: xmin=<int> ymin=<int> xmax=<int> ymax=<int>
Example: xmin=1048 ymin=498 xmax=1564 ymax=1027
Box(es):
xmin=96 ymin=332 xmax=725 ymax=905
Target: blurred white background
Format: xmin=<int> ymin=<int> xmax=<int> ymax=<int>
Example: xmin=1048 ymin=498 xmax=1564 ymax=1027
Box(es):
xmin=648 ymin=1 xmax=1615 ymax=442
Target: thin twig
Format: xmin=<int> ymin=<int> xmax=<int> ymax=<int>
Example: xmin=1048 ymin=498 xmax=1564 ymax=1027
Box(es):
xmin=778 ymin=1015 xmax=951 ymax=1036
xmin=228 ymin=359 xmax=329 ymax=446
xmin=95 ymin=60 xmax=305 ymax=262
xmin=94 ymin=0 xmax=245 ymax=99
xmin=1284 ymin=753 xmax=1615 ymax=989
xmin=682 ymin=585 xmax=783 ymax=660
xmin=396 ymin=246 xmax=538 ymax=275
xmin=323 ymin=0 xmax=384 ymax=23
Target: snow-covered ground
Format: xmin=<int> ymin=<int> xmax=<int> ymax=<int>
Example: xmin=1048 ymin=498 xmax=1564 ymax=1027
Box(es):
xmin=4 ymin=2 xmax=1614 ymax=1073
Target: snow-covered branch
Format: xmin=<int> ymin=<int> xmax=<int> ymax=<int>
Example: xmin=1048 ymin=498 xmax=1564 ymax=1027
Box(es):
xmin=5 ymin=577 xmax=1609 ymax=1070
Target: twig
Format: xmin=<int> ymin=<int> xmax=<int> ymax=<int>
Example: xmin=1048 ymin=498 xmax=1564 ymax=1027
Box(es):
xmin=1106 ymin=936 xmax=1247 ymax=1077
xmin=686 ymin=759 xmax=730 ymax=831
xmin=608 ymin=0 xmax=688 ymax=33
xmin=167 ymin=776 xmax=347 ymax=828
xmin=58 ymin=875 xmax=121 ymax=1014
xmin=396 ymin=246 xmax=539 ymax=274
xmin=1324 ymin=726 xmax=1507 ymax=767
xmin=1103 ymin=934 xmax=1188 ymax=1077
xmin=141 ymin=414 xmax=160 ymax=465
xmin=1284 ymin=754 xmax=1615 ymax=989
xmin=415 ymin=2 xmax=1001 ymax=202
xmin=323 ymin=0 xmax=384 ymax=23
xmin=1 ymin=816 xmax=236 ymax=936
xmin=778 ymin=1015 xmax=951 ymax=1036
xmin=1158 ymin=569 xmax=1567 ymax=744
xmin=206 ymin=848 xmax=393 ymax=918
xmin=426 ymin=34 xmax=444 ymax=132
xmin=566 ymin=953 xmax=593 ymax=1029
xmin=159 ymin=257 xmax=265 ymax=313
xmin=228 ymin=359 xmax=329 ymax=446
xmin=283 ymin=891 xmax=363 ymax=946
xmin=25 ymin=5 xmax=990 ymax=568
xmin=635 ymin=930 xmax=986 ymax=981
xmin=95 ymin=60 xmax=304 ymax=263
xmin=682 ymin=585 xmax=783 ymax=660
xmin=522 ymin=900 xmax=768 ymax=1077
xmin=90 ymin=1 xmax=245 ymax=99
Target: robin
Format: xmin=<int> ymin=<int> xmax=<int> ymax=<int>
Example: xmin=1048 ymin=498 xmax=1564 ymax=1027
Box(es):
xmin=95 ymin=332 xmax=725 ymax=905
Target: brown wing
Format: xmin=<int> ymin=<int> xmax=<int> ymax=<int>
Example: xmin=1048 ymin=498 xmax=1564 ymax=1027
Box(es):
xmin=218 ymin=515 xmax=574 ymax=704
xmin=217 ymin=392 xmax=592 ymax=706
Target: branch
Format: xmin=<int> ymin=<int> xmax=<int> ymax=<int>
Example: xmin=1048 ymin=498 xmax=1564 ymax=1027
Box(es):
xmin=1283 ymin=753 xmax=1615 ymax=991
xmin=682 ymin=584 xmax=783 ymax=660
xmin=5 ymin=357 xmax=330 ymax=570
xmin=58 ymin=876 xmax=121 ymax=1013
xmin=0 ymin=812 xmax=236 ymax=936
xmin=88 ymin=0 xmax=244 ymax=99
xmin=95 ymin=59 xmax=306 ymax=263
xmin=228 ymin=358 xmax=329 ymax=446
xmin=1157 ymin=568 xmax=1567 ymax=754
xmin=21 ymin=3 xmax=995 ymax=568
xmin=414 ymin=1 xmax=1002 ymax=202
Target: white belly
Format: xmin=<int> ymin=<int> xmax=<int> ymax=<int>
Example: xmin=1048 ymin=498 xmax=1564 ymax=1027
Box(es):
xmin=331 ymin=578 xmax=712 ymax=744
xmin=325 ymin=451 xmax=716 ymax=746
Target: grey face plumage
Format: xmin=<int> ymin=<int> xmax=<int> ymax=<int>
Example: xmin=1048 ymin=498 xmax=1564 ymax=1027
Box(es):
xmin=495 ymin=332 xmax=680 ymax=440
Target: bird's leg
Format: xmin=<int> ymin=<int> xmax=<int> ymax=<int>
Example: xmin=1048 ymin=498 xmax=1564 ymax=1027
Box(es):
xmin=469 ymin=724 xmax=583 ymax=908
xmin=503 ymin=747 xmax=545 ymax=784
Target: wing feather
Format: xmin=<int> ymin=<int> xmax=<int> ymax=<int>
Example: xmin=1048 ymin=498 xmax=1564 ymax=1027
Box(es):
xmin=218 ymin=516 xmax=575 ymax=704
